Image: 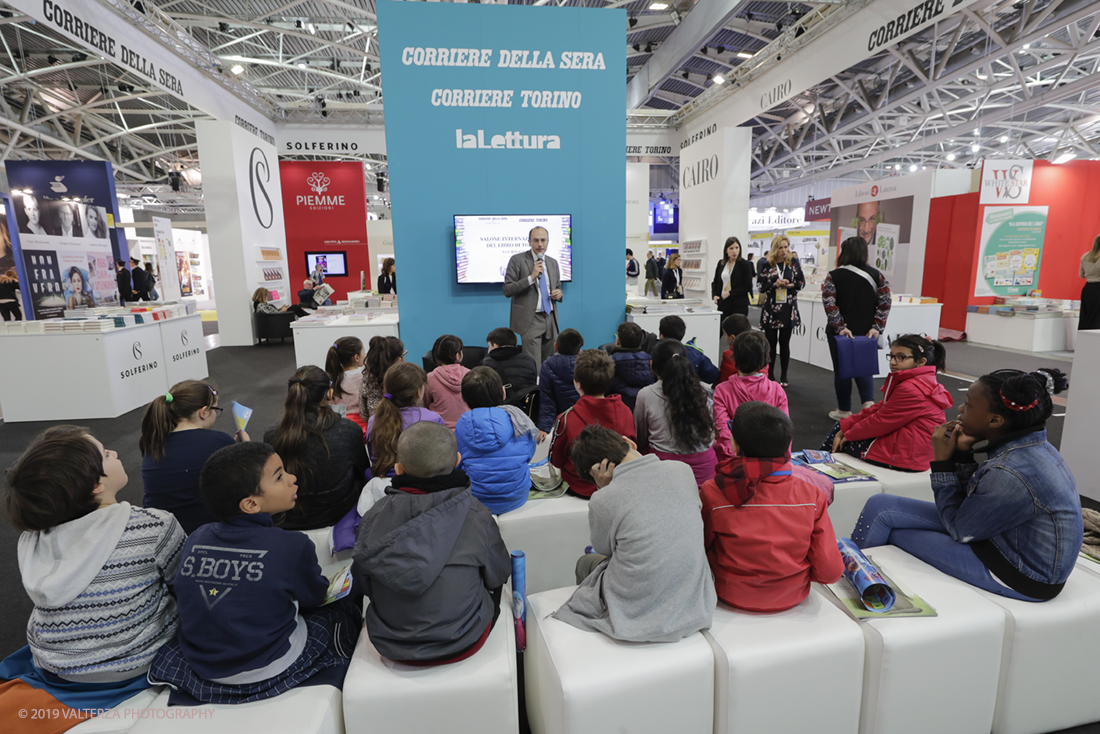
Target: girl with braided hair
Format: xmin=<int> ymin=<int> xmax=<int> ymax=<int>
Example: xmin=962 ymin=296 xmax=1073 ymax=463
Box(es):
xmin=852 ymin=367 xmax=1081 ymax=601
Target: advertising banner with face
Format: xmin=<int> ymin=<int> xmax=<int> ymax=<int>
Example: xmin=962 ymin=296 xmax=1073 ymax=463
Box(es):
xmin=6 ymin=161 xmax=126 ymax=319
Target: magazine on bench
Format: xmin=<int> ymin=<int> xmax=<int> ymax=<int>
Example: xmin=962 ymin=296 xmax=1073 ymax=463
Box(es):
xmin=822 ymin=546 xmax=937 ymax=620
xmin=792 ymin=450 xmax=877 ymax=483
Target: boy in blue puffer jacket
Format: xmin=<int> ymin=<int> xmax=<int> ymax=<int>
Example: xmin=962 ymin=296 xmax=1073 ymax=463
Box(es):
xmin=608 ymin=321 xmax=655 ymax=411
xmin=537 ymin=328 xmax=585 ymax=439
xmin=456 ymin=367 xmax=539 ymax=514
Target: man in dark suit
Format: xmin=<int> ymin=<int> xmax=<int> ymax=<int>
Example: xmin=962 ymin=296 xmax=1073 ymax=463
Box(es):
xmin=115 ymin=260 xmax=134 ymax=302
xmin=129 ymin=257 xmax=150 ymax=301
xmin=502 ymin=226 xmax=563 ymax=365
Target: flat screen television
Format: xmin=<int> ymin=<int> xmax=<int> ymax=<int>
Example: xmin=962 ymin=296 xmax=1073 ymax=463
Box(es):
xmin=305 ymin=251 xmax=348 ymax=278
xmin=455 ymin=215 xmax=572 ymax=284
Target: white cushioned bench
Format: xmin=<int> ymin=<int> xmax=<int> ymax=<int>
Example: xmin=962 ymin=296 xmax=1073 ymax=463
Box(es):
xmin=704 ymin=592 xmax=865 ymax=734
xmin=832 ymin=453 xmax=933 ymax=503
xmin=826 ymin=479 xmax=883 ymax=538
xmin=299 ymin=526 xmax=353 ymax=578
xmin=70 ymin=687 xmax=162 ymax=734
xmin=824 ymin=545 xmax=1006 ymax=734
xmin=975 ymin=564 xmax=1100 ymax=734
xmin=495 ymin=496 xmax=591 ymax=594
xmin=128 ymin=684 xmax=343 ymax=734
xmin=342 ymin=592 xmax=519 ymax=734
xmin=524 ymin=585 xmax=714 ymax=734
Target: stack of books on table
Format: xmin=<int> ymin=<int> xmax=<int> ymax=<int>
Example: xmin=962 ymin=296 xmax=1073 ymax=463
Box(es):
xmin=83 ymin=320 xmax=116 ymax=332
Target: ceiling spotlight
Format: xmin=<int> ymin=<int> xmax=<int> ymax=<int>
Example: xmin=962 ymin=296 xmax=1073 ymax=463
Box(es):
xmin=632 ymin=43 xmax=640 ymax=52
xmin=947 ymin=153 xmax=957 ymax=161
xmin=700 ymin=46 xmax=708 ymax=55
xmin=682 ymin=70 xmax=690 ymax=80
xmin=297 ymin=61 xmax=307 ymax=68
xmin=22 ymin=188 xmax=32 ymax=195
xmin=230 ymin=63 xmax=244 ymax=75
xmin=713 ymin=73 xmax=725 ymax=84
xmin=1022 ymin=43 xmax=1030 ymax=50
xmin=717 ymin=46 xmax=725 ymax=54
xmin=1054 ymin=151 xmax=1076 ymax=164
xmin=218 ymin=22 xmax=229 ymax=33
xmin=1000 ymin=135 xmax=1008 ymax=143
xmin=47 ymin=54 xmax=58 ymax=64
xmin=971 ymin=143 xmax=980 ymax=153
xmin=706 ymin=73 xmax=713 ymax=82
xmin=645 ymin=42 xmax=653 ymax=53
xmin=72 ymin=52 xmax=88 ymax=62
xmin=307 ymin=22 xmax=316 ymax=34
xmin=365 ymin=164 xmax=372 ymax=171
xmin=894 ymin=164 xmax=901 ymax=171
xmin=629 ymin=16 xmax=637 ymax=28
xmin=736 ymin=51 xmax=754 ymax=59
xmin=295 ymin=19 xmax=302 ymax=29
xmin=649 ymin=2 xmax=669 ymax=9
xmin=909 ymin=164 xmax=918 ymax=172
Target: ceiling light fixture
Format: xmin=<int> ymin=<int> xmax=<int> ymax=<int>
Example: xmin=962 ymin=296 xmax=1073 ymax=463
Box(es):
xmin=230 ymin=63 xmax=244 ymax=75
xmin=713 ymin=73 xmax=725 ymax=84
xmin=947 ymin=153 xmax=956 ymax=161
xmin=971 ymin=143 xmax=980 ymax=153
xmin=307 ymin=22 xmax=316 ymax=34
xmin=736 ymin=51 xmax=754 ymax=59
xmin=909 ymin=164 xmax=918 ymax=172
xmin=1054 ymin=151 xmax=1076 ymax=164
xmin=1000 ymin=135 xmax=1008 ymax=143
xmin=298 ymin=61 xmax=307 ymax=68
xmin=894 ymin=164 xmax=901 ymax=171
xmin=649 ymin=2 xmax=669 ymax=10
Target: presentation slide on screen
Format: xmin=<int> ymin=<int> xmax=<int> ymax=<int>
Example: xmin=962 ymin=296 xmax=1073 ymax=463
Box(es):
xmin=456 ymin=215 xmax=572 ymax=284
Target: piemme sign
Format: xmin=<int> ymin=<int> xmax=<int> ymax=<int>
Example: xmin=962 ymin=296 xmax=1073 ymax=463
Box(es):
xmin=867 ymin=0 xmax=966 ymax=53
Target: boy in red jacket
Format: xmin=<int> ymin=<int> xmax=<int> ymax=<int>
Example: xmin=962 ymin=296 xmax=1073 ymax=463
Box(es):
xmin=549 ymin=349 xmax=636 ymax=498
xmin=717 ymin=314 xmax=752 ymax=385
xmin=701 ymin=401 xmax=844 ymax=612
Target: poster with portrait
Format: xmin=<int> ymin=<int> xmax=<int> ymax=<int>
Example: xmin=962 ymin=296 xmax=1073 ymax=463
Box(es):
xmin=831 ymin=196 xmax=914 ymax=287
xmin=5 ymin=161 xmax=127 ymax=319
xmin=22 ymin=249 xmax=65 ymax=319
xmin=176 ymin=251 xmax=193 ymax=296
xmin=0 ymin=202 xmax=15 ymax=273
xmin=974 ymin=206 xmax=1048 ymax=297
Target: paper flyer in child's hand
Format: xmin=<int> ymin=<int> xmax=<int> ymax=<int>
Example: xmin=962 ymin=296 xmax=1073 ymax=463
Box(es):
xmin=323 ymin=565 xmax=353 ymax=605
xmin=232 ymin=401 xmax=253 ymax=432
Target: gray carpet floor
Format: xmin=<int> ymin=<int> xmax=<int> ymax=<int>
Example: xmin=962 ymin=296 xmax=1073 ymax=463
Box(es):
xmin=0 ymin=329 xmax=1092 ymax=732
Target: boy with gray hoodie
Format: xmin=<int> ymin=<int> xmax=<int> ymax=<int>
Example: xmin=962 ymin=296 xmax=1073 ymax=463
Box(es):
xmin=353 ymin=421 xmax=512 ymax=664
xmin=4 ymin=425 xmax=185 ymax=683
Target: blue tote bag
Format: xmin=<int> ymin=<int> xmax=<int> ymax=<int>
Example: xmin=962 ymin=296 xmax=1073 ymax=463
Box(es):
xmin=834 ymin=336 xmax=879 ymax=380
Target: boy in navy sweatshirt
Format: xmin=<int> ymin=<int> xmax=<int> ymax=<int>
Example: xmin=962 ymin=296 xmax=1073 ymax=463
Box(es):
xmin=149 ymin=442 xmax=360 ymax=704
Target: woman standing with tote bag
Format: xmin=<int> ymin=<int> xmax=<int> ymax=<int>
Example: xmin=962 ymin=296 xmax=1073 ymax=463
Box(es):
xmin=822 ymin=236 xmax=892 ymax=420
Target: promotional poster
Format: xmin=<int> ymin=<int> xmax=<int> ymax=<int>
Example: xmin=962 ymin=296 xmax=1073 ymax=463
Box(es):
xmin=974 ymin=206 xmax=1048 ymax=297
xmin=5 ymin=161 xmax=127 ymax=318
xmin=831 ymin=195 xmax=914 ymax=282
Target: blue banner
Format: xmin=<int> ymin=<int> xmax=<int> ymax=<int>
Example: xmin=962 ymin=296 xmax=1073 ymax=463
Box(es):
xmin=377 ymin=0 xmax=626 ymax=357
xmin=5 ymin=161 xmax=128 ymax=319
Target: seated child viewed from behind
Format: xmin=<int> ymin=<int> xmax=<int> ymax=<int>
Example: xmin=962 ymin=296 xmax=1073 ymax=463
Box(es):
xmin=713 ymin=330 xmax=789 ymax=462
xmin=553 ymin=425 xmax=716 ymax=642
xmin=148 ymin=442 xmax=360 ymax=704
xmin=701 ymin=402 xmax=843 ymax=612
xmin=4 ymin=426 xmax=185 ymax=684
xmin=718 ymin=314 xmax=753 ymax=384
xmin=549 ymin=349 xmax=636 ymax=498
xmin=537 ymin=327 xmax=585 ymax=437
xmin=483 ymin=327 xmax=539 ymax=407
xmin=608 ymin=321 xmax=655 ymax=411
xmin=354 ymin=422 xmax=512 ymax=665
xmin=424 ymin=334 xmax=471 ymax=429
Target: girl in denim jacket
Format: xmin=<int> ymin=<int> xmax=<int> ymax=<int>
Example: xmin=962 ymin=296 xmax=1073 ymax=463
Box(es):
xmin=852 ymin=368 xmax=1082 ymax=601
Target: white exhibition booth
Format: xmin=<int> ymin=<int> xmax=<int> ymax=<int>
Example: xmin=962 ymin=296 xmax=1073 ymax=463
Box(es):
xmin=0 ymin=314 xmax=208 ymax=422
xmin=291 ymin=313 xmax=401 ymax=369
xmin=965 ymin=311 xmax=1078 ymax=353
xmin=1061 ymin=329 xmax=1100 ymax=503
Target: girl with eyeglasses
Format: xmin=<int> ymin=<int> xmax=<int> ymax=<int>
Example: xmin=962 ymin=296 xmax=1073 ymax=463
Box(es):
xmin=140 ymin=380 xmax=249 ymax=534
xmin=820 ymin=334 xmax=951 ymax=472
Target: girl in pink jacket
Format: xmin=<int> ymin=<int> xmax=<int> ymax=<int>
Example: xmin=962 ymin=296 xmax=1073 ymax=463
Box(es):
xmin=424 ymin=335 xmax=471 ymax=429
xmin=713 ymin=331 xmax=789 ymax=463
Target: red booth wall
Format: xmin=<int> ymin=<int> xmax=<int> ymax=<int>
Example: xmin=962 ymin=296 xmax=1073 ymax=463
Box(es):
xmin=923 ymin=159 xmax=1100 ymax=332
xmin=280 ymin=161 xmax=370 ymax=303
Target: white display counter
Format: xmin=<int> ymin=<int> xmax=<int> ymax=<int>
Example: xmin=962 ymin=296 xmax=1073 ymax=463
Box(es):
xmin=1061 ymin=329 xmax=1100 ymax=502
xmin=0 ymin=314 xmax=208 ymax=422
xmin=627 ymin=309 xmax=722 ymax=365
xmin=794 ymin=296 xmax=942 ymax=376
xmin=965 ymin=311 xmax=1070 ymax=353
xmin=291 ymin=313 xmax=401 ymax=368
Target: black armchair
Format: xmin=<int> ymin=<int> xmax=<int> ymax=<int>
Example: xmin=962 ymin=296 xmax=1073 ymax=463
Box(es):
xmin=253 ymin=310 xmax=295 ymax=344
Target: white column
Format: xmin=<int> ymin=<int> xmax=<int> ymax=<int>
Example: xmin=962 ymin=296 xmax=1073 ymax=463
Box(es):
xmin=195 ymin=120 xmax=290 ymax=346
xmin=678 ymin=126 xmax=752 ymax=298
xmin=1061 ymin=329 xmax=1100 ymax=502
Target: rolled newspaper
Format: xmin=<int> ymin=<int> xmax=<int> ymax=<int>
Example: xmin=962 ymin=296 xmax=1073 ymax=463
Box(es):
xmin=511 ymin=551 xmax=526 ymax=652
xmin=837 ymin=538 xmax=896 ymax=612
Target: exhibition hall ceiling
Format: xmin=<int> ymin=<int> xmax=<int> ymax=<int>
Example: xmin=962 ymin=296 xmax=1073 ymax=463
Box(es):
xmin=2 ymin=0 xmax=1100 ymax=207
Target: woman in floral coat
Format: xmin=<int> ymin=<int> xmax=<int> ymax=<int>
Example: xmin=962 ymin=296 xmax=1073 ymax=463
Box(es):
xmin=756 ymin=235 xmax=804 ymax=387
